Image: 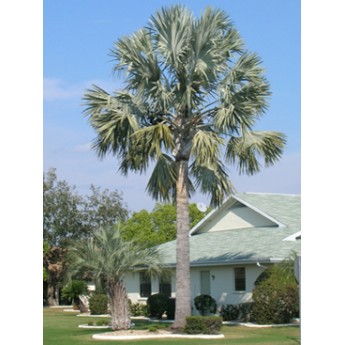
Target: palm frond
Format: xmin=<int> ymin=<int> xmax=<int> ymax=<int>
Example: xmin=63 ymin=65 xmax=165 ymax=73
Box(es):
xmin=111 ymin=29 xmax=162 ymax=94
xmin=133 ymin=122 xmax=175 ymax=155
xmin=222 ymin=52 xmax=267 ymax=86
xmin=190 ymin=159 xmax=234 ymax=207
xmin=146 ymin=154 xmax=196 ymax=202
xmin=214 ymin=53 xmax=271 ymax=134
xmin=67 ymin=226 xmax=163 ymax=282
xmin=226 ymin=130 xmax=287 ymax=175
xmin=191 ymin=7 xmax=243 ymax=84
xmin=191 ymin=129 xmax=224 ymax=166
xmin=149 ymin=5 xmax=193 ymax=69
xmin=83 ymin=86 xmax=142 ymax=158
xmin=146 ymin=154 xmax=176 ymax=202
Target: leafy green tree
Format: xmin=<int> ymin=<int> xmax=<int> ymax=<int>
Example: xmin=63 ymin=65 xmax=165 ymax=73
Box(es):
xmin=67 ymin=226 xmax=163 ymax=330
xmin=189 ymin=203 xmax=209 ymax=228
xmin=83 ymin=184 xmax=128 ymax=231
xmin=44 ymin=168 xmax=129 ymax=246
xmin=83 ymin=5 xmax=286 ymax=327
xmin=122 ymin=202 xmax=207 ymax=247
xmin=44 ymin=168 xmax=85 ymax=246
xmin=121 ymin=209 xmax=159 ymax=247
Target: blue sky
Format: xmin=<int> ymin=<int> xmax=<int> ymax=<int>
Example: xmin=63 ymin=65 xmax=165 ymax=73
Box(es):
xmin=44 ymin=0 xmax=301 ymax=212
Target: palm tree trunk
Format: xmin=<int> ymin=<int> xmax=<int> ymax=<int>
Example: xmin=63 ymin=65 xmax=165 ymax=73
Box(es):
xmin=46 ymin=275 xmax=58 ymax=306
xmin=108 ymin=280 xmax=131 ymax=330
xmin=47 ymin=283 xmax=58 ymax=306
xmin=173 ymin=159 xmax=191 ymax=329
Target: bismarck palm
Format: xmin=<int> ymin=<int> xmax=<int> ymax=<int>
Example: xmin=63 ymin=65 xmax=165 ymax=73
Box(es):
xmin=84 ymin=5 xmax=286 ymax=328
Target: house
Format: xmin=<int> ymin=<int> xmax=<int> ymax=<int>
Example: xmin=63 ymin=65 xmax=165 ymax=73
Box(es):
xmin=124 ymin=193 xmax=301 ymax=313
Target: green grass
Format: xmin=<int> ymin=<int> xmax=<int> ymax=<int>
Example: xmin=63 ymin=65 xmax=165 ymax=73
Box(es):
xmin=44 ymin=307 xmax=300 ymax=345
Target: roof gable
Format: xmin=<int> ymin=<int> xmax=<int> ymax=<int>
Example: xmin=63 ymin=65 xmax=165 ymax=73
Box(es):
xmin=190 ymin=193 xmax=298 ymax=236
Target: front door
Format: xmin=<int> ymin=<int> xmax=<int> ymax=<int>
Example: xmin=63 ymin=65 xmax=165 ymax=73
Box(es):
xmin=200 ymin=271 xmax=211 ymax=295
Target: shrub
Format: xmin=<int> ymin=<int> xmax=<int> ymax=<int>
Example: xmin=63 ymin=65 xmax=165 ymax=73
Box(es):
xmin=219 ymin=304 xmax=239 ymax=321
xmin=238 ymin=302 xmax=253 ymax=322
xmin=219 ymin=303 xmax=253 ymax=322
xmin=96 ymin=319 xmax=110 ymax=326
xmin=88 ymin=293 xmax=109 ymax=315
xmin=252 ymin=264 xmax=299 ymax=324
xmin=129 ymin=301 xmax=148 ymax=317
xmin=184 ymin=316 xmax=223 ymax=334
xmin=148 ymin=325 xmax=159 ymax=332
xmin=194 ymin=294 xmax=217 ymax=316
xmin=252 ymin=283 xmax=299 ymax=324
xmin=147 ymin=293 xmax=169 ymax=319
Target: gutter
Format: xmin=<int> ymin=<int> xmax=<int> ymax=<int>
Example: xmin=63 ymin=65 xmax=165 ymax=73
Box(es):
xmin=161 ymin=257 xmax=281 ymax=268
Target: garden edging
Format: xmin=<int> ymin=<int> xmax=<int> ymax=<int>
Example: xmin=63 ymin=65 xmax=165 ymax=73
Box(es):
xmin=92 ymin=332 xmax=225 ymax=340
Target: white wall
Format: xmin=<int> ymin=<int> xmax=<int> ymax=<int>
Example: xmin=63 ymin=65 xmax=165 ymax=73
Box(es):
xmin=124 ymin=272 xmax=176 ymax=304
xmin=124 ymin=264 xmax=268 ymax=313
xmin=190 ymin=265 xmax=265 ymax=314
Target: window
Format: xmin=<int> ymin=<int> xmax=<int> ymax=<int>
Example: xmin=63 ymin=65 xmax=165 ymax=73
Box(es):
xmin=200 ymin=271 xmax=211 ymax=295
xmin=159 ymin=276 xmax=172 ymax=297
xmin=140 ymin=272 xmax=151 ymax=297
xmin=234 ymin=267 xmax=246 ymax=291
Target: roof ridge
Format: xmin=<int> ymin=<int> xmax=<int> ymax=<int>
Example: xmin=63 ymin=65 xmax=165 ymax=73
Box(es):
xmin=240 ymin=192 xmax=300 ymax=197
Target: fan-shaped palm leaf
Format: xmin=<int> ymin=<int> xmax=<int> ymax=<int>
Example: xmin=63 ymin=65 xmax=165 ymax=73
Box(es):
xmin=226 ymin=130 xmax=286 ymax=174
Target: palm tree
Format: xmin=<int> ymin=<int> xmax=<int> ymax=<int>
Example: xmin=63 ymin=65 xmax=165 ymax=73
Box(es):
xmin=67 ymin=226 xmax=163 ymax=330
xmin=83 ymin=5 xmax=286 ymax=328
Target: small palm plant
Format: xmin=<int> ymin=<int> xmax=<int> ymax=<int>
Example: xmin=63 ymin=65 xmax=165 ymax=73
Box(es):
xmin=67 ymin=226 xmax=163 ymax=330
xmin=61 ymin=280 xmax=88 ymax=309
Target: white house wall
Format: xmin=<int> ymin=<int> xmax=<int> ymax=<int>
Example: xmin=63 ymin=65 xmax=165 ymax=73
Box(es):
xmin=124 ymin=272 xmax=176 ymax=304
xmin=123 ymin=264 xmax=267 ymax=314
xmin=190 ymin=265 xmax=265 ymax=314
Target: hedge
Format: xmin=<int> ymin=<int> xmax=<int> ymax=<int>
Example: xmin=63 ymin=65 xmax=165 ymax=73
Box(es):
xmin=184 ymin=316 xmax=223 ymax=334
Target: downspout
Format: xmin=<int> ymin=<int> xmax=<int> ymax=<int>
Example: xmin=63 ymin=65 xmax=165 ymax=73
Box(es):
xmin=256 ymin=261 xmax=268 ymax=269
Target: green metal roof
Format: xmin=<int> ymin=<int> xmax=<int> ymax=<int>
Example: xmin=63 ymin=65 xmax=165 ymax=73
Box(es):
xmin=157 ymin=193 xmax=301 ymax=267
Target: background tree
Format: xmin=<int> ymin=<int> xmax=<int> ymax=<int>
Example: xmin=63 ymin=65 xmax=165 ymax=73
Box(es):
xmin=44 ymin=168 xmax=85 ymax=247
xmin=83 ymin=5 xmax=286 ymax=328
xmin=83 ymin=184 xmax=129 ymax=231
xmin=43 ymin=240 xmax=49 ymax=282
xmin=43 ymin=168 xmax=129 ymax=305
xmin=43 ymin=240 xmax=49 ymax=304
xmin=43 ymin=245 xmax=68 ymax=306
xmin=67 ymin=226 xmax=163 ymax=330
xmin=189 ymin=203 xmax=209 ymax=228
xmin=121 ymin=202 xmax=207 ymax=247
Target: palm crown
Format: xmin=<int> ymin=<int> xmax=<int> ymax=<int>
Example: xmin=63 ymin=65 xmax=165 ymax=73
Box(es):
xmin=83 ymin=5 xmax=286 ymax=207
xmin=68 ymin=226 xmax=162 ymax=285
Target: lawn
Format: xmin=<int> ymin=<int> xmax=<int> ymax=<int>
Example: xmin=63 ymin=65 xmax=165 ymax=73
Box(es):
xmin=43 ymin=307 xmax=300 ymax=345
